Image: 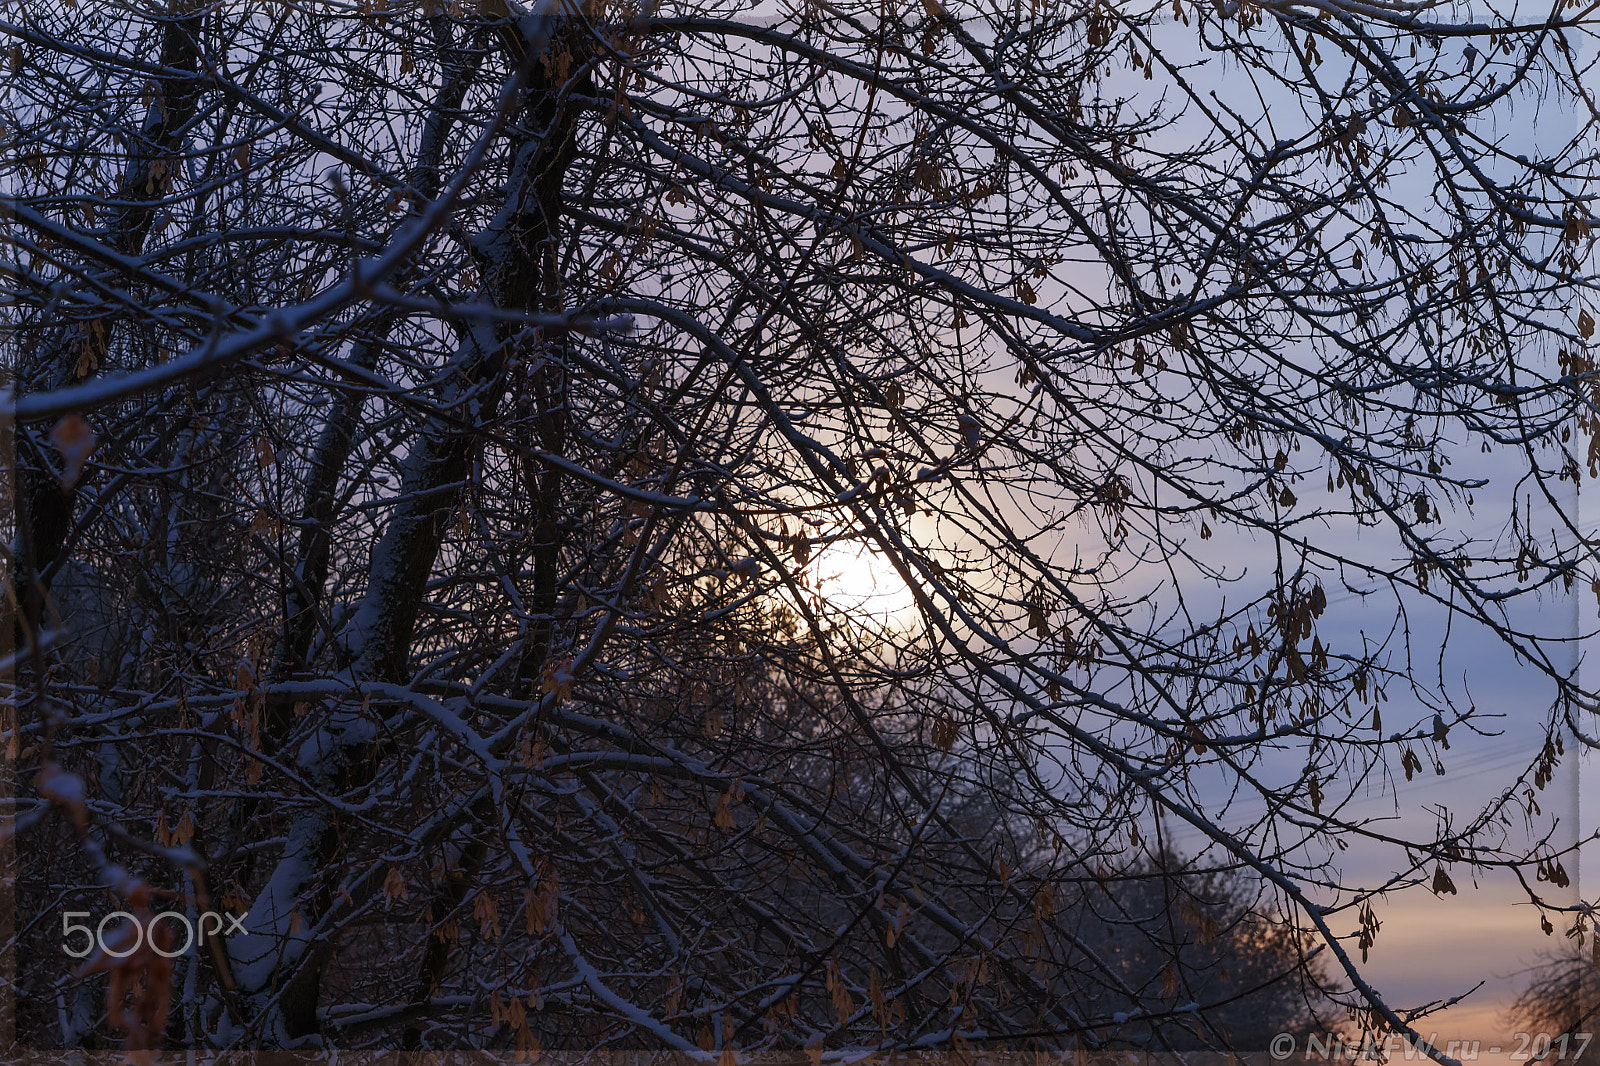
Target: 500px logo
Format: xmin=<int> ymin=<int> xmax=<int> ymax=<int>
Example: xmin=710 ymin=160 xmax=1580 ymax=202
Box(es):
xmin=61 ymin=910 xmax=249 ymax=960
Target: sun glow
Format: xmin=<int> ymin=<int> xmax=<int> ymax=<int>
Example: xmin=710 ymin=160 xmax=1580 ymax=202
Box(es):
xmin=809 ymin=540 xmax=919 ymax=624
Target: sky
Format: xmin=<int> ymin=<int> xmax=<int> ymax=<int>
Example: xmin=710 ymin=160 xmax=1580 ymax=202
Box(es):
xmin=764 ymin=1 xmax=1600 ymax=1048
xmin=1116 ymin=12 xmax=1598 ymax=1049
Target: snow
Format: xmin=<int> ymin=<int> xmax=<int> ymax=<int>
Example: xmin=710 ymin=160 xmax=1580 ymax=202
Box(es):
xmin=229 ymin=810 xmax=326 ymax=996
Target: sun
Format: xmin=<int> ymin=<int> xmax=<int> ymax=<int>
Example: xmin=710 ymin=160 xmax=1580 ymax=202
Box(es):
xmin=810 ymin=540 xmax=918 ymax=624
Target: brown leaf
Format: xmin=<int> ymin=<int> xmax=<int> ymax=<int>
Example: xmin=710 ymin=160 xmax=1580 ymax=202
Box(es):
xmin=540 ymin=657 xmax=575 ymax=702
xmin=713 ymin=792 xmax=736 ymax=829
xmin=49 ymin=414 xmax=96 ymax=489
xmin=383 ymin=866 xmax=409 ymax=905
xmin=474 ymin=891 xmax=501 ymax=938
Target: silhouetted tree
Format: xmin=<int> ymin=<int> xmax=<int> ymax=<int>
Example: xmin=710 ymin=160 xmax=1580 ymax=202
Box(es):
xmin=3 ymin=0 xmax=1598 ymax=1058
xmin=1509 ymin=945 xmax=1600 ymax=1064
